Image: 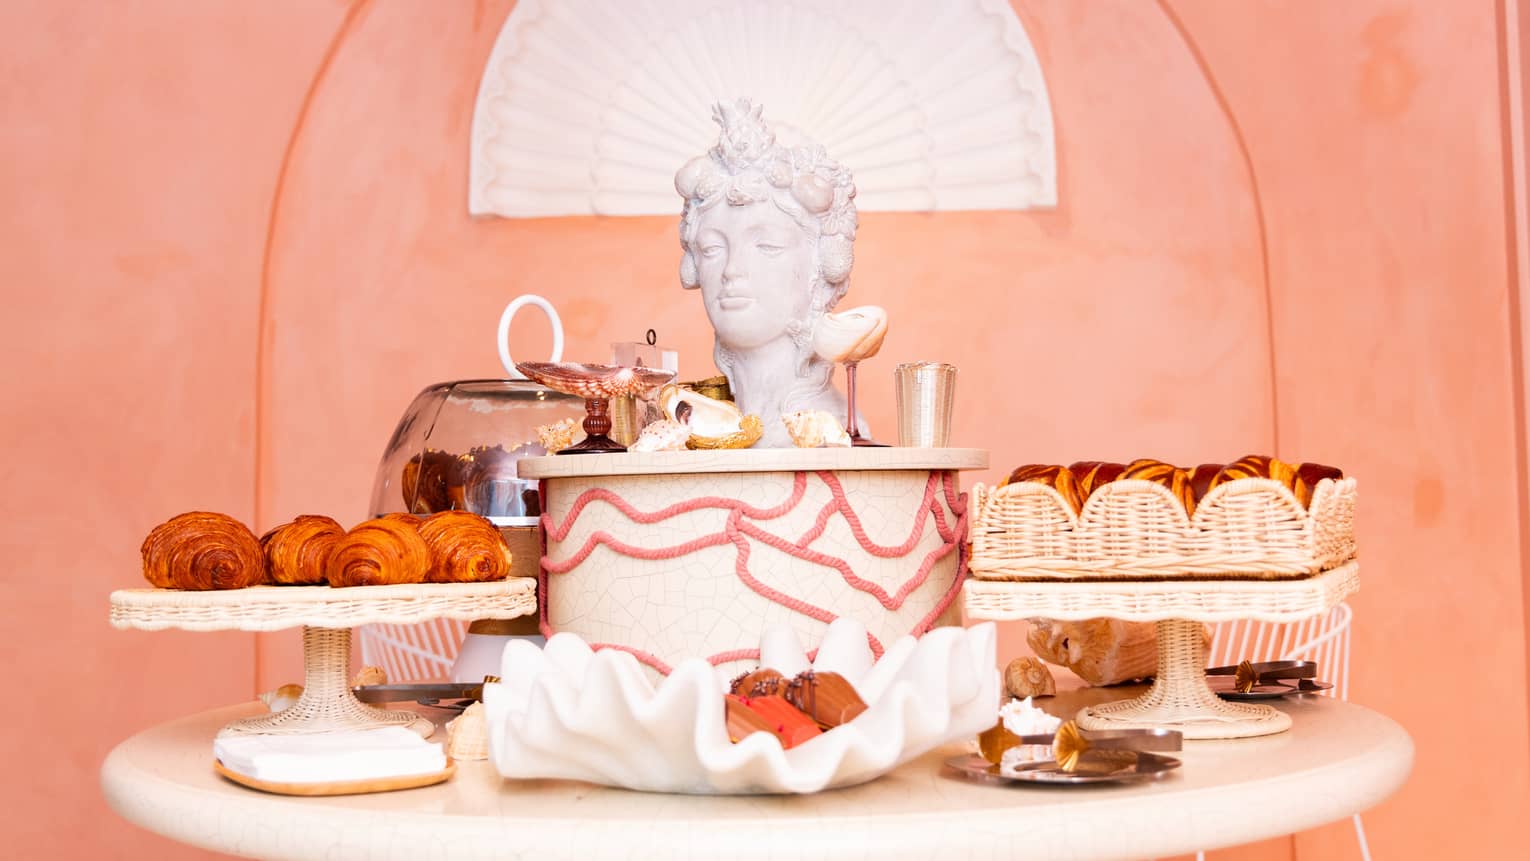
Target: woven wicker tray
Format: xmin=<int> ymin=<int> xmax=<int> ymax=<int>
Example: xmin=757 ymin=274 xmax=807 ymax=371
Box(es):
xmin=109 ymin=579 xmax=536 ymax=632
xmin=968 ymin=476 xmax=1356 ymax=581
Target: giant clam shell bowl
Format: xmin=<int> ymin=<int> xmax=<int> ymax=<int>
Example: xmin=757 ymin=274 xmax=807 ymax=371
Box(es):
xmin=482 ymin=619 xmax=999 ymax=794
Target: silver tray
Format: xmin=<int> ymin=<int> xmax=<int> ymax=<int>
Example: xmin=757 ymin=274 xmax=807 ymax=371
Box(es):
xmin=942 ymin=752 xmax=1181 ymax=786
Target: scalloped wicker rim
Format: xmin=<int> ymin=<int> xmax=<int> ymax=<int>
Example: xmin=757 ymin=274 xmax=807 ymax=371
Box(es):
xmin=968 ymin=476 xmax=1356 ymax=580
xmin=963 ymin=560 xmax=1358 ymax=623
xmin=108 ymin=579 xmax=536 ymax=632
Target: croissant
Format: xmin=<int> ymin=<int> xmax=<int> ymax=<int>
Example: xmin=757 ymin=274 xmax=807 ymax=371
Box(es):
xmin=259 ymin=515 xmax=344 ymax=585
xmin=401 ymin=449 xmax=461 ymax=515
xmin=141 ymin=511 xmax=265 ymax=591
xmin=417 ymin=511 xmax=512 ymax=583
xmin=326 ymin=516 xmax=431 ymax=587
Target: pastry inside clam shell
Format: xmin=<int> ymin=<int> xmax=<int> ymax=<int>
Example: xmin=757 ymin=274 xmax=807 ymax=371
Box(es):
xmin=659 ymin=385 xmax=763 ymax=449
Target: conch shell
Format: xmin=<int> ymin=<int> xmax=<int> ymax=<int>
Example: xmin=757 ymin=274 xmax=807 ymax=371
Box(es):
xmin=629 ymin=419 xmax=689 ymax=453
xmin=1027 ymin=618 xmax=1210 ymax=686
xmin=812 ymin=305 xmax=888 ymax=364
xmin=351 ymin=666 xmax=387 ymax=688
xmin=1004 ymin=657 xmax=1056 ymax=698
xmin=782 ymin=410 xmax=850 ymax=448
xmin=446 ymin=701 xmax=489 ymax=761
xmin=659 ymin=384 xmax=763 ymax=449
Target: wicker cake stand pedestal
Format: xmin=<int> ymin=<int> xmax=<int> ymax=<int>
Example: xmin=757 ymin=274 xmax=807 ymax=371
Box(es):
xmin=109 ymin=580 xmax=536 ymax=737
xmin=964 ymin=561 xmax=1359 ymax=739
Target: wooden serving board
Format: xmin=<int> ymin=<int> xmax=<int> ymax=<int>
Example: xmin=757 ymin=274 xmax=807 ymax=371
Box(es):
xmin=213 ymin=759 xmax=456 ymax=796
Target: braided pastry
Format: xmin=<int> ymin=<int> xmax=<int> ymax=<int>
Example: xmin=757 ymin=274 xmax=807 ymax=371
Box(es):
xmin=1002 ymin=464 xmax=1084 ymax=513
xmin=141 ymin=511 xmax=265 ymax=591
xmin=326 ymin=516 xmax=431 ymax=587
xmin=1068 ymin=461 xmax=1126 ymax=507
xmin=418 ymin=511 xmax=512 ymax=583
xmin=1119 ymin=458 xmax=1196 ymax=514
xmin=259 ymin=514 xmax=344 ymax=585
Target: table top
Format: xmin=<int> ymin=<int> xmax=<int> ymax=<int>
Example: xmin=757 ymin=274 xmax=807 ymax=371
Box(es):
xmin=101 ymin=687 xmax=1412 ymax=861
xmin=516 ymin=446 xmax=989 ymax=478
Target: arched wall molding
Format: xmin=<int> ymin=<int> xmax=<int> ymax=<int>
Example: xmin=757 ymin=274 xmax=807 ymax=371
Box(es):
xmin=469 ymin=0 xmax=1057 ymax=217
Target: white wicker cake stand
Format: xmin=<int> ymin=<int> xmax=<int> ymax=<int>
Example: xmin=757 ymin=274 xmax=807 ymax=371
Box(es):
xmin=109 ymin=579 xmax=536 ymax=737
xmin=964 ymin=561 xmax=1358 ymax=739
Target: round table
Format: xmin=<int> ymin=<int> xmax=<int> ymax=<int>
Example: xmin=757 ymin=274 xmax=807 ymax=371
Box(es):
xmin=101 ymin=688 xmax=1412 ymax=861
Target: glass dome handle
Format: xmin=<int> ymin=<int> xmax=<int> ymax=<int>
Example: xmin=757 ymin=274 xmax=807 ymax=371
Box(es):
xmin=498 ymin=294 xmax=565 ymax=379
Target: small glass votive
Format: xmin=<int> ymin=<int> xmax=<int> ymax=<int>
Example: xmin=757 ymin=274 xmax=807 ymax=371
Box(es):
xmin=894 ymin=361 xmax=957 ymax=447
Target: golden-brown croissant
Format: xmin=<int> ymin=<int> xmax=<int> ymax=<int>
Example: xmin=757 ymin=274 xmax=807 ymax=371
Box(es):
xmin=1068 ymin=461 xmax=1126 ymax=506
xmin=259 ymin=514 xmax=344 ymax=585
xmin=326 ymin=516 xmax=431 ymax=587
xmin=141 ymin=511 xmax=265 ymax=591
xmin=418 ymin=511 xmax=512 ymax=583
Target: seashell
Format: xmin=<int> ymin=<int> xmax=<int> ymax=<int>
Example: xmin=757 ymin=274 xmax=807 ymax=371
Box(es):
xmin=1004 ymin=657 xmax=1056 ymax=698
xmin=781 ymin=410 xmax=851 ymax=448
xmin=658 ymin=384 xmax=763 ymax=449
xmin=446 ymin=702 xmax=490 ymax=761
xmin=629 ymin=419 xmax=690 ymax=453
xmin=536 ymin=417 xmax=581 ymax=453
xmin=1052 ymin=720 xmax=1087 ymax=773
xmin=259 ymin=683 xmax=303 ymax=713
xmin=351 ymin=665 xmax=388 ymax=688
xmin=1027 ymin=619 xmax=1160 ymax=686
xmin=687 ymin=415 xmax=764 ymax=450
xmin=811 ymin=305 xmax=888 ymax=364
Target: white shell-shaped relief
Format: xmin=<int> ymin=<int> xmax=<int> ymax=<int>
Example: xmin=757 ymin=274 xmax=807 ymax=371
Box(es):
xmin=781 ymin=409 xmax=851 ymax=448
xmin=470 ymin=0 xmax=1056 ymax=217
xmin=813 ymin=305 xmax=888 ymax=364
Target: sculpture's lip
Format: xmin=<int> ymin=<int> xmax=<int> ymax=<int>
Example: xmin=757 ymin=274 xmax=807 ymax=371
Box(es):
xmin=717 ymin=295 xmax=755 ymax=310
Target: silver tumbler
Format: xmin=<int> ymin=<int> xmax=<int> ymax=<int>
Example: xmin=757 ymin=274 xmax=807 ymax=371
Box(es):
xmin=894 ymin=361 xmax=957 ymax=447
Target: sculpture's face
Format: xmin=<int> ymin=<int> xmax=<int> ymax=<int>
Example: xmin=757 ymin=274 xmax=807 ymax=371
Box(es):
xmin=693 ymin=199 xmax=815 ymax=352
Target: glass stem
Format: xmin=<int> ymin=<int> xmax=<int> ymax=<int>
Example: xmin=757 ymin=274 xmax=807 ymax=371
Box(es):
xmin=844 ymin=361 xmax=860 ymax=439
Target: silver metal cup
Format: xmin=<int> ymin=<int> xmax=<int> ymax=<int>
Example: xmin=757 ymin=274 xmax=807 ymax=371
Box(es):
xmin=894 ymin=361 xmax=957 ymax=447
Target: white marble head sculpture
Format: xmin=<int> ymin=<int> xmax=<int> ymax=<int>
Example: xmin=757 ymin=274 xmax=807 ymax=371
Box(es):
xmin=676 ymin=99 xmax=858 ymax=446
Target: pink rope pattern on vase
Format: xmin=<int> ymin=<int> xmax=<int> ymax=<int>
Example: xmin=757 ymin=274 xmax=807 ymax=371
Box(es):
xmin=539 ymin=471 xmax=968 ymax=675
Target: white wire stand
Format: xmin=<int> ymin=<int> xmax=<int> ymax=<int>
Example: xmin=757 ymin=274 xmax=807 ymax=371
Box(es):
xmin=109 ymin=579 xmax=536 ymax=738
xmin=964 ymin=561 xmax=1359 ymax=739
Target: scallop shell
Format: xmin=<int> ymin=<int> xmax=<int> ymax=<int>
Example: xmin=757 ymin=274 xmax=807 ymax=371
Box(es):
xmin=1003 ymin=656 xmax=1055 ymax=698
xmin=446 ymin=701 xmax=490 ymax=761
xmin=258 ymin=683 xmax=304 ymax=713
xmin=812 ymin=306 xmax=888 ymax=364
xmin=781 ymin=409 xmax=851 ymax=448
xmin=629 ymin=419 xmax=690 ymax=452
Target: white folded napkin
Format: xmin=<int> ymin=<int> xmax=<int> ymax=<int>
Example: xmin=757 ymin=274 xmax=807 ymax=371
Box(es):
xmin=214 ymin=727 xmax=446 ymax=784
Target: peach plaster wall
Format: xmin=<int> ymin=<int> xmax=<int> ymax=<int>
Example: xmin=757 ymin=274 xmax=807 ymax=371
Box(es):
xmin=1 ymin=1 xmax=1526 ymax=859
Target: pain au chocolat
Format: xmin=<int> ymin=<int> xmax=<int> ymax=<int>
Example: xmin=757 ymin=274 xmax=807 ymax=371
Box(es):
xmin=326 ymin=515 xmax=431 ymax=587
xmin=259 ymin=514 xmax=344 ymax=585
xmin=141 ymin=511 xmax=265 ymax=591
xmin=417 ymin=510 xmax=512 ymax=583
